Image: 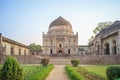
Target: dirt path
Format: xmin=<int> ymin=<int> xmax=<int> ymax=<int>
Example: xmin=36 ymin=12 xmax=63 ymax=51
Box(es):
xmin=46 ymin=65 xmax=69 ymax=80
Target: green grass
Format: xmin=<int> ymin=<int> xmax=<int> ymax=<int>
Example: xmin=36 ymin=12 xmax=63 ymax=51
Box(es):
xmin=21 ymin=65 xmax=41 ymax=76
xmin=25 ymin=64 xmax=54 ymax=80
xmin=83 ymin=65 xmax=108 ymax=79
xmin=81 ymin=65 xmax=120 ymax=80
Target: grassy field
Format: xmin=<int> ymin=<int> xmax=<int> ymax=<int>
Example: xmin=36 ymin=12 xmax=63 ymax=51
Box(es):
xmin=82 ymin=65 xmax=120 ymax=79
xmin=66 ymin=65 xmax=120 ymax=80
xmin=82 ymin=65 xmax=108 ymax=79
xmin=21 ymin=65 xmax=41 ymax=76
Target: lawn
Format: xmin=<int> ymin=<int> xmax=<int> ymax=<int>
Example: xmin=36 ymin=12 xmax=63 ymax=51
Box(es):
xmin=66 ymin=65 xmax=120 ymax=80
xmin=83 ymin=65 xmax=108 ymax=79
xmin=20 ymin=65 xmax=41 ymax=76
xmin=83 ymin=65 xmax=120 ymax=79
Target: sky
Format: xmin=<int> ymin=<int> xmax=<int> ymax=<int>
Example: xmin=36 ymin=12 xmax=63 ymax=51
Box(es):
xmin=0 ymin=0 xmax=120 ymax=45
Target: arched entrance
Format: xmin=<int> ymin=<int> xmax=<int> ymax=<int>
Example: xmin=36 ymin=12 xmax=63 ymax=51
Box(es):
xmin=97 ymin=45 xmax=100 ymax=55
xmin=58 ymin=50 xmax=63 ymax=54
xmin=105 ymin=43 xmax=110 ymax=55
xmin=11 ymin=47 xmax=14 ymax=55
xmin=50 ymin=49 xmax=52 ymax=54
xmin=68 ymin=49 xmax=70 ymax=54
xmin=112 ymin=40 xmax=117 ymax=55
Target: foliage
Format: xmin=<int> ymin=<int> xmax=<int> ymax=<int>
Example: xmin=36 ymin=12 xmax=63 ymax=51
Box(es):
xmin=88 ymin=36 xmax=95 ymax=42
xmin=77 ymin=66 xmax=106 ymax=80
xmin=71 ymin=59 xmax=80 ymax=67
xmin=29 ymin=43 xmax=42 ymax=51
xmin=89 ymin=21 xmax=113 ymax=42
xmin=41 ymin=58 xmax=49 ymax=66
xmin=106 ymin=66 xmax=120 ymax=80
xmin=114 ymin=78 xmax=120 ymax=80
xmin=65 ymin=66 xmax=85 ymax=80
xmin=93 ymin=21 xmax=113 ymax=34
xmin=1 ymin=56 xmax=23 ymax=80
xmin=25 ymin=64 xmax=54 ymax=80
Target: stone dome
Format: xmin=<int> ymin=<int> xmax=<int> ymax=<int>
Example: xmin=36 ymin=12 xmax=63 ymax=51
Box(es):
xmin=48 ymin=16 xmax=74 ymax=35
xmin=49 ymin=16 xmax=72 ymax=28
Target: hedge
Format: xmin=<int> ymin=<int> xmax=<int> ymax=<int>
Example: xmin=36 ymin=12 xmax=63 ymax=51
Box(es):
xmin=71 ymin=59 xmax=80 ymax=67
xmin=106 ymin=66 xmax=120 ymax=80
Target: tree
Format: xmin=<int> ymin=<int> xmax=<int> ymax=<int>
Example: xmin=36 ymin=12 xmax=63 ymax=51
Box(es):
xmin=88 ymin=36 xmax=94 ymax=42
xmin=93 ymin=21 xmax=113 ymax=34
xmin=1 ymin=56 xmax=23 ymax=80
xmin=29 ymin=43 xmax=42 ymax=51
xmin=88 ymin=21 xmax=113 ymax=43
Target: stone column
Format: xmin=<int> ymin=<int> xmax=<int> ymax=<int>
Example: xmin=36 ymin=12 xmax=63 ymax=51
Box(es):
xmin=117 ymin=30 xmax=120 ymax=54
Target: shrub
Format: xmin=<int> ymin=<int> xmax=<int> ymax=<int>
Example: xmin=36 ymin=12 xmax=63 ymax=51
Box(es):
xmin=71 ymin=59 xmax=80 ymax=67
xmin=41 ymin=58 xmax=49 ymax=66
xmin=114 ymin=78 xmax=120 ymax=80
xmin=1 ymin=56 xmax=23 ymax=80
xmin=106 ymin=66 xmax=120 ymax=80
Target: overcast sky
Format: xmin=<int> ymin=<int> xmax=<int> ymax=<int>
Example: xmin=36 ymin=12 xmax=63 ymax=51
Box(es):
xmin=0 ymin=0 xmax=120 ymax=45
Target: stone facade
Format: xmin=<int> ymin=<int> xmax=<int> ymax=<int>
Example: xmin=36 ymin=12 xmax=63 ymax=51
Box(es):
xmin=78 ymin=45 xmax=90 ymax=55
xmin=89 ymin=21 xmax=120 ymax=55
xmin=0 ymin=33 xmax=30 ymax=55
xmin=43 ymin=16 xmax=78 ymax=55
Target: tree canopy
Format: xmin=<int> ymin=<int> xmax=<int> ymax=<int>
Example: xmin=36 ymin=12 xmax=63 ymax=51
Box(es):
xmin=29 ymin=43 xmax=42 ymax=51
xmin=88 ymin=21 xmax=113 ymax=43
xmin=93 ymin=21 xmax=113 ymax=34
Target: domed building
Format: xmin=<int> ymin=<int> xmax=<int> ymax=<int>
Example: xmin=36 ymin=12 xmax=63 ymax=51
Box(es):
xmin=43 ymin=16 xmax=78 ymax=55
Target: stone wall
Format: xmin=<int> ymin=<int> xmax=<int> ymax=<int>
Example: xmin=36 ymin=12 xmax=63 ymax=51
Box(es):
xmin=0 ymin=55 xmax=120 ymax=65
xmin=79 ymin=55 xmax=120 ymax=65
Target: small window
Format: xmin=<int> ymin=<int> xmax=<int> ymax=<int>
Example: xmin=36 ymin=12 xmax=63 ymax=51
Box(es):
xmin=50 ymin=49 xmax=52 ymax=54
xmin=68 ymin=49 xmax=70 ymax=54
xmin=32 ymin=53 xmax=34 ymax=55
xmin=59 ymin=44 xmax=62 ymax=47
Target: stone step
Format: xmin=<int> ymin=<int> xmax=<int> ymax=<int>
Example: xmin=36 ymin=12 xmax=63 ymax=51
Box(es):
xmin=49 ymin=59 xmax=71 ymax=65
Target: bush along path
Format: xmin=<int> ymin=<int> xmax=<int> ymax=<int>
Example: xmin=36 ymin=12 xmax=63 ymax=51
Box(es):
xmin=46 ymin=65 xmax=70 ymax=80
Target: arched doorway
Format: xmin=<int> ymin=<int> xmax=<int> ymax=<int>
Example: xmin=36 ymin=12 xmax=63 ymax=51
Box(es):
xmin=11 ymin=47 xmax=14 ymax=55
xmin=68 ymin=49 xmax=70 ymax=54
xmin=112 ymin=40 xmax=117 ymax=55
xmin=105 ymin=43 xmax=110 ymax=55
xmin=58 ymin=50 xmax=63 ymax=54
xmin=50 ymin=49 xmax=52 ymax=54
xmin=56 ymin=43 xmax=64 ymax=54
xmin=97 ymin=45 xmax=100 ymax=55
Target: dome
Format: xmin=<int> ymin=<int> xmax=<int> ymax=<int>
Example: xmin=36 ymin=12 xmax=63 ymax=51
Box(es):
xmin=49 ymin=16 xmax=72 ymax=28
xmin=48 ymin=16 xmax=74 ymax=35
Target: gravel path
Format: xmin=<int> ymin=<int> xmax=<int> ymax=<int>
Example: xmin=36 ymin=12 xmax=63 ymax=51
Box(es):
xmin=46 ymin=65 xmax=69 ymax=80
